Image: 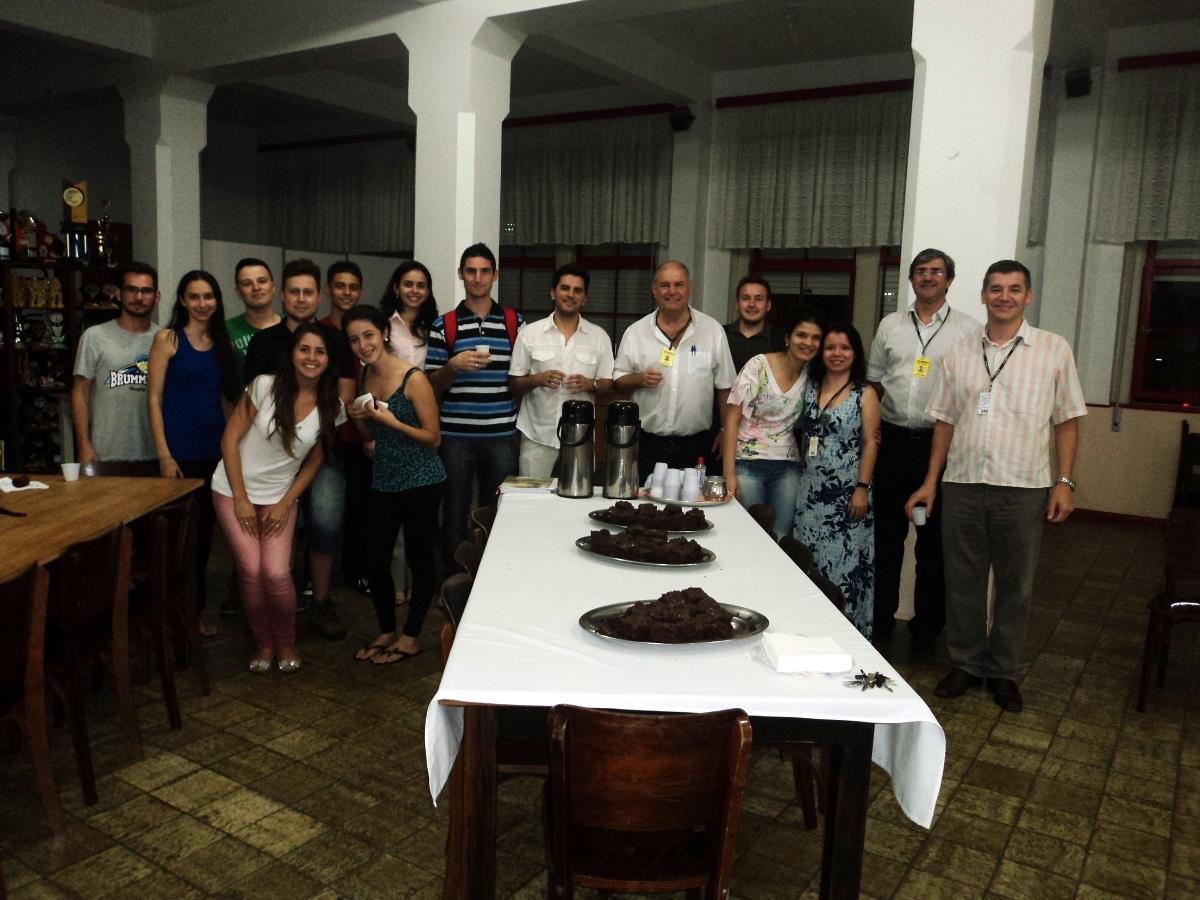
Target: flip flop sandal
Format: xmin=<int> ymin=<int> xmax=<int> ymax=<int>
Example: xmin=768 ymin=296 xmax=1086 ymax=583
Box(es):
xmin=355 ymin=641 xmax=391 ymax=661
xmin=372 ymin=647 xmax=418 ymax=665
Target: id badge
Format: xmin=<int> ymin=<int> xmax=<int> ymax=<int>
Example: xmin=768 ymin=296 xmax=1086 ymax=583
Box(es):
xmin=659 ymin=347 xmax=676 ymax=367
xmin=807 ymin=436 xmax=819 ymax=458
xmin=977 ymin=391 xmax=992 ymax=415
xmin=913 ymin=355 xmax=932 ymax=379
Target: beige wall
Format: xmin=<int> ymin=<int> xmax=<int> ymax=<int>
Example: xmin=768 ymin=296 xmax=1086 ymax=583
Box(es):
xmin=1074 ymin=407 xmax=1199 ymax=520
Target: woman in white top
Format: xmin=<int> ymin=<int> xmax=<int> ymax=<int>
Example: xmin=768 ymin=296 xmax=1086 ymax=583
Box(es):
xmin=381 ymin=260 xmax=438 ymax=368
xmin=212 ymin=324 xmax=345 ymax=673
xmin=721 ymin=307 xmax=825 ymax=540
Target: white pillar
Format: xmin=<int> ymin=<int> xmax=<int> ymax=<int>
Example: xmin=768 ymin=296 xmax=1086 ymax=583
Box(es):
xmin=901 ymin=0 xmax=1053 ymax=316
xmin=118 ymin=73 xmax=214 ymax=311
xmin=396 ymin=8 xmax=521 ymax=310
xmin=0 ymin=116 xmax=16 ymax=211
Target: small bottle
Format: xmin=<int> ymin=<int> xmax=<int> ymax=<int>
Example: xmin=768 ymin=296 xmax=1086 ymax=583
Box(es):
xmin=695 ymin=456 xmax=706 ymax=481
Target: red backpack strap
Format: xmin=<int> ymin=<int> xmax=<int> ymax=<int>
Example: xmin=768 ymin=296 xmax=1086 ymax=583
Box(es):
xmin=443 ymin=309 xmax=458 ymax=353
xmin=503 ymin=306 xmax=518 ymax=348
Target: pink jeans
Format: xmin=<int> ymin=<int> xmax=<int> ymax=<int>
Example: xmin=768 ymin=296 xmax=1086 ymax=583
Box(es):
xmin=213 ymin=492 xmax=299 ymax=650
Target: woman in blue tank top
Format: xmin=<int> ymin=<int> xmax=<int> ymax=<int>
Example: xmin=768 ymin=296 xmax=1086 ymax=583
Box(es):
xmin=343 ymin=305 xmax=446 ymax=664
xmin=148 ymin=270 xmax=240 ymax=637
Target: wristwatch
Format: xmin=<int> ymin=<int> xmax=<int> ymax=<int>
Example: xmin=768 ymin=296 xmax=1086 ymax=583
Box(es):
xmin=855 ymin=481 xmax=871 ymax=490
xmin=1056 ymin=476 xmax=1076 ymax=490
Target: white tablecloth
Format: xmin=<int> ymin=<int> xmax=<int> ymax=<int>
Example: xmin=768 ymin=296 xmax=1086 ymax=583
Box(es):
xmin=425 ymin=492 xmax=945 ymax=827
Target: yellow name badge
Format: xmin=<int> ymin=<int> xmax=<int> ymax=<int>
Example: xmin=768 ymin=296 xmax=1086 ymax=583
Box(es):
xmin=659 ymin=347 xmax=676 ymax=367
xmin=913 ymin=356 xmax=932 ymax=379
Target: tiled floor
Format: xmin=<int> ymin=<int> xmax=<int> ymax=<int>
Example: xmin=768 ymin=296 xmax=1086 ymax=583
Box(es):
xmin=1 ymin=516 xmax=1197 ymax=898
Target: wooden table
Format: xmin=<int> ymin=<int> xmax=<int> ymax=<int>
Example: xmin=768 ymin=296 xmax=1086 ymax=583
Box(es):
xmin=0 ymin=474 xmax=202 ymax=581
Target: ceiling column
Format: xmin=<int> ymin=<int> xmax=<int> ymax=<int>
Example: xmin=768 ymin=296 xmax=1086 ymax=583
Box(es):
xmin=118 ymin=72 xmax=214 ymax=311
xmin=396 ymin=8 xmax=521 ymax=310
xmin=901 ymin=0 xmax=1053 ymax=313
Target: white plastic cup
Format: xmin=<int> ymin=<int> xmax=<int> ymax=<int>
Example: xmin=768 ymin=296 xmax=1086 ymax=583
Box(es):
xmin=683 ymin=467 xmax=700 ymax=489
xmin=652 ymin=461 xmax=669 ymax=489
xmin=912 ymin=504 xmax=927 ymax=526
xmin=61 ymin=463 xmax=80 ymax=482
xmin=477 ymin=345 xmax=491 ymax=362
xmin=680 ymin=479 xmax=701 ymax=502
xmin=663 ymin=469 xmax=683 ymax=501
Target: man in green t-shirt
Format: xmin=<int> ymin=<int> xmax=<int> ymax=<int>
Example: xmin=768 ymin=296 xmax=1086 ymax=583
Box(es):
xmin=227 ymin=257 xmax=281 ymax=367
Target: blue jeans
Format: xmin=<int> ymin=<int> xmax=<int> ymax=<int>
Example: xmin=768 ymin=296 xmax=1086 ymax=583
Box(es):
xmin=736 ymin=458 xmax=801 ymax=540
xmin=298 ymin=459 xmax=346 ymax=556
xmin=439 ymin=434 xmax=518 ymax=558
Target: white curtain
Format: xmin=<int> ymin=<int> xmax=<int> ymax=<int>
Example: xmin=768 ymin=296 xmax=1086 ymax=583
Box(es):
xmin=710 ymin=91 xmax=910 ymax=249
xmin=1093 ymin=65 xmax=1200 ymax=243
xmin=258 ymin=139 xmax=415 ymax=253
xmin=500 ymin=115 xmax=673 ymax=246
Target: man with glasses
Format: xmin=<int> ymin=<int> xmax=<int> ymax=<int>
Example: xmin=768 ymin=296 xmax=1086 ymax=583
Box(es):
xmin=867 ymin=249 xmax=976 ymax=657
xmin=71 ymin=261 xmax=162 ymax=473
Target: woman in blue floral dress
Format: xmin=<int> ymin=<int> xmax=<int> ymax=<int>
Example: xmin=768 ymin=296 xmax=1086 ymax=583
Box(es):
xmin=793 ymin=323 xmax=880 ymax=639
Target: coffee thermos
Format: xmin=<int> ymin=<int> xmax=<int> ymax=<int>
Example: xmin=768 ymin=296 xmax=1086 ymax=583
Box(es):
xmin=556 ymin=400 xmax=595 ymax=498
xmin=603 ymin=401 xmax=640 ymax=499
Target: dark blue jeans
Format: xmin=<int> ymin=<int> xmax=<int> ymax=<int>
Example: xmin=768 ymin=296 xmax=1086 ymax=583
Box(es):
xmin=439 ymin=434 xmax=518 ymax=559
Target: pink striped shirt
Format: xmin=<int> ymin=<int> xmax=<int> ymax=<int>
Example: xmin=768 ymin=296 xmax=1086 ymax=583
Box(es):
xmin=926 ymin=321 xmax=1086 ymax=488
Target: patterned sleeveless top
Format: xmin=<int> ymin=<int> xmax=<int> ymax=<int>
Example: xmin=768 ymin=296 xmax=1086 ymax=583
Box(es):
xmin=372 ymin=368 xmax=447 ymax=493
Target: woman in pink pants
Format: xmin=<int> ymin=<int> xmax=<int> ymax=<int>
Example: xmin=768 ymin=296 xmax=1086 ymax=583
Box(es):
xmin=211 ymin=324 xmax=345 ymax=673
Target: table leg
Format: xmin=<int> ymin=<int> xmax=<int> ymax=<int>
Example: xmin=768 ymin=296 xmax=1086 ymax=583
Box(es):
xmin=444 ymin=705 xmax=497 ymax=900
xmin=819 ymin=721 xmax=874 ymax=900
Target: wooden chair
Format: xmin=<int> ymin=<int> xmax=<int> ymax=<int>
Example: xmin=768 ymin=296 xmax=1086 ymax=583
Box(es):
xmin=453 ymin=539 xmax=483 ymax=578
xmin=1176 ymin=421 xmax=1200 ymax=507
xmin=440 ymin=573 xmax=473 ymax=630
xmin=469 ymin=505 xmax=496 ymax=546
xmin=747 ymin=503 xmax=776 ymax=541
xmin=545 ymin=705 xmax=752 ymax=898
xmin=130 ymin=497 xmax=209 ymax=730
xmin=1138 ymin=506 xmax=1200 ymax=711
xmin=0 ymin=564 xmax=65 ymax=836
xmin=46 ymin=525 xmax=142 ymax=806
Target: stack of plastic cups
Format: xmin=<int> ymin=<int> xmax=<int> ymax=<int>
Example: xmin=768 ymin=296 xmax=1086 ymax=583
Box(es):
xmin=662 ymin=468 xmax=683 ymax=501
xmin=680 ymin=467 xmax=701 ymax=502
xmin=649 ymin=462 xmax=669 ymax=498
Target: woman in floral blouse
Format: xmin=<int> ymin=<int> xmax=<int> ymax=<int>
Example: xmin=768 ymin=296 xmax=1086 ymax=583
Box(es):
xmin=721 ymin=307 xmax=824 ymax=539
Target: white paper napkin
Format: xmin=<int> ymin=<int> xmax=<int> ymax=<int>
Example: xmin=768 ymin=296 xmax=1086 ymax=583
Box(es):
xmin=0 ymin=477 xmax=50 ymax=493
xmin=762 ymin=633 xmax=853 ymax=674
xmin=353 ymin=392 xmax=375 ymax=411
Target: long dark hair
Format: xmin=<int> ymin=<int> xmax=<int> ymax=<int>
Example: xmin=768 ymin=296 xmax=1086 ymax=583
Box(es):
xmin=807 ymin=321 xmax=867 ymax=385
xmin=169 ymin=270 xmax=239 ymax=401
xmin=342 ymin=305 xmax=393 ymax=356
xmin=380 ymin=260 xmax=438 ymax=346
xmin=268 ymin=323 xmax=341 ymax=458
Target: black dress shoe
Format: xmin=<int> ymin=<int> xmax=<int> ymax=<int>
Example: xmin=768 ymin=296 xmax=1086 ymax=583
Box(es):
xmin=988 ymin=678 xmax=1024 ymax=713
xmin=934 ymin=668 xmax=983 ymax=698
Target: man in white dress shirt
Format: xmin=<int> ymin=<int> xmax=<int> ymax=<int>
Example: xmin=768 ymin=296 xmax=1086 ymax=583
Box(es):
xmin=508 ymin=264 xmax=614 ymax=478
xmin=907 ymin=260 xmax=1086 ymax=713
xmin=613 ymin=260 xmax=736 ymax=482
xmin=867 ymin=248 xmax=977 ymax=658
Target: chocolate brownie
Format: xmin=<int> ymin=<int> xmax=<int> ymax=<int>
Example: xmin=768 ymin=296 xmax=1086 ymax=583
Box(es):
xmin=595 ymin=500 xmax=708 ymax=532
xmin=598 ymin=587 xmax=734 ymax=643
xmin=586 ymin=526 xmax=707 ymax=564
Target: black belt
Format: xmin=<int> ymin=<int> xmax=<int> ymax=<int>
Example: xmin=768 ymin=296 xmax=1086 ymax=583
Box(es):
xmin=881 ymin=421 xmax=933 ymax=439
xmin=642 ymin=431 xmax=706 ymax=444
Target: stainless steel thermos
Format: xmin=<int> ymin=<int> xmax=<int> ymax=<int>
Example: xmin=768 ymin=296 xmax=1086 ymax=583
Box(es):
xmin=603 ymin=401 xmax=640 ymax=499
xmin=556 ymin=400 xmax=595 ymax=498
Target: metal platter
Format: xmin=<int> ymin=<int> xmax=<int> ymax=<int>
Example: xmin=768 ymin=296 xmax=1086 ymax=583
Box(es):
xmin=587 ymin=509 xmax=714 ymax=533
xmin=579 ymin=602 xmax=769 ymax=645
xmin=575 ymin=536 xmax=716 ymax=567
xmin=636 ymin=490 xmax=730 ymax=509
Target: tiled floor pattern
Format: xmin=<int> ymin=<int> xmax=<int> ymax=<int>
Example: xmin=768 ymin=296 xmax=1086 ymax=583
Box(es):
xmin=1 ymin=516 xmax=1197 ymax=898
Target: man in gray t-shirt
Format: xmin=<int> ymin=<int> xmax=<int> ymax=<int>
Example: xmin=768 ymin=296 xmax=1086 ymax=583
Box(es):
xmin=71 ymin=262 xmax=161 ymax=464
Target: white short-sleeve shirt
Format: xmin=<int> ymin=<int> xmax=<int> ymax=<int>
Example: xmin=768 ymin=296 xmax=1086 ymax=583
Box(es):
xmin=509 ymin=313 xmax=614 ymax=448
xmin=613 ymin=307 xmax=736 ymax=436
xmin=211 ymin=375 xmax=347 ymax=505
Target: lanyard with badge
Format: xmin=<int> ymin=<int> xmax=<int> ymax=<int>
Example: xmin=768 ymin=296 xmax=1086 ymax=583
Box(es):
xmin=910 ymin=308 xmax=949 ymax=379
xmin=978 ymin=337 xmax=1019 ymax=415
xmin=807 ymin=380 xmax=850 ymax=457
xmin=657 ymin=313 xmax=692 ymax=367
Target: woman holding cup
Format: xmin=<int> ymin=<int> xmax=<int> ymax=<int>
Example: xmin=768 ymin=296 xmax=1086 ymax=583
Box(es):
xmin=721 ymin=308 xmax=824 ymax=539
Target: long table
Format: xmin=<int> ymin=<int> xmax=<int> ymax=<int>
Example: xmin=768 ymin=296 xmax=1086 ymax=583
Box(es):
xmin=0 ymin=474 xmax=203 ymax=581
xmin=425 ymin=492 xmax=945 ymax=898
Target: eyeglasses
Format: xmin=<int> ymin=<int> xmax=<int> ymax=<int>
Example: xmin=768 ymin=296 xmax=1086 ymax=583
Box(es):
xmin=913 ymin=267 xmax=946 ymax=278
xmin=122 ymin=285 xmax=157 ymax=296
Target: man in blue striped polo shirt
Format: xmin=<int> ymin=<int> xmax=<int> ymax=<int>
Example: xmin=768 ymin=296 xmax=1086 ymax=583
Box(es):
xmin=426 ymin=243 xmax=524 ymax=560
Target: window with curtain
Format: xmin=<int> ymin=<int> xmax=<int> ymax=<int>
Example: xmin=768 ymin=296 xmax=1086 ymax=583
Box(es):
xmin=258 ymin=138 xmax=415 ymax=254
xmin=710 ymin=91 xmax=910 ymax=250
xmin=749 ymin=249 xmax=856 ymax=327
xmin=1132 ymin=240 xmax=1200 ymax=406
xmin=1092 ymin=63 xmax=1200 ymax=244
xmin=500 ymin=116 xmax=673 ymax=248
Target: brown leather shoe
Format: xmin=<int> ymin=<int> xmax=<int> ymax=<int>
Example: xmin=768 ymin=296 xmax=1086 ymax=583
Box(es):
xmin=934 ymin=667 xmax=983 ymax=698
xmin=988 ymin=678 xmax=1024 ymax=713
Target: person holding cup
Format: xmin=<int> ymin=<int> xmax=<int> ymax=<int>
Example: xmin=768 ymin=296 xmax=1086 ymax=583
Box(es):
xmin=721 ymin=307 xmax=824 ymax=539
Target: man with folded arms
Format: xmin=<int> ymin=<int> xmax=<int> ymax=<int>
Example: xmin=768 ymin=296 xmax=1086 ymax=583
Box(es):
xmin=509 ymin=263 xmax=614 ymax=478
xmin=613 ymin=260 xmax=736 ymax=482
xmin=907 ymin=260 xmax=1085 ymax=713
xmin=868 ymin=248 xmax=977 ymax=657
